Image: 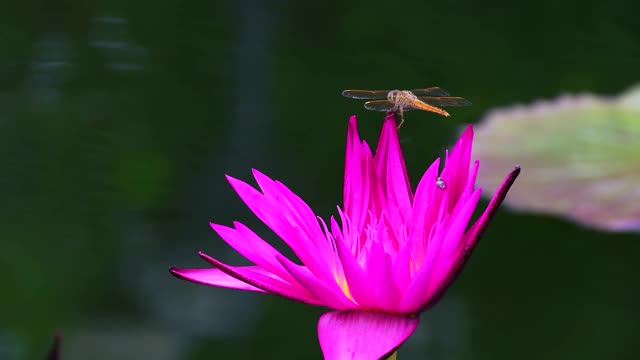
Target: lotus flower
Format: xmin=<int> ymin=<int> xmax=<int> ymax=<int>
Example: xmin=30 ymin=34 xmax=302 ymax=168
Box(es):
xmin=170 ymin=113 xmax=519 ymax=359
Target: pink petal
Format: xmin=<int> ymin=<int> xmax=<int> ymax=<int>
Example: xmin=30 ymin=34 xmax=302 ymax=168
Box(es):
xmin=466 ymin=160 xmax=480 ymax=194
xmin=169 ymin=267 xmax=266 ymax=292
xmin=277 ymin=255 xmax=357 ymax=310
xmin=196 ymin=252 xmax=323 ymax=306
xmin=343 ymin=117 xmax=382 ymax=236
xmin=443 ymin=125 xmax=474 ymax=208
xmin=409 ymin=158 xmax=441 ymax=243
xmin=318 ymin=310 xmax=419 ymax=360
xmin=365 ymin=238 xmax=401 ymax=311
xmin=398 ymin=215 xmax=450 ymax=313
xmin=252 ymin=169 xmax=328 ymax=254
xmin=422 ymin=166 xmax=521 ymax=311
xmin=226 ymin=173 xmax=305 ymax=251
xmin=344 ymin=116 xmax=369 ymax=230
xmin=225 ymin=173 xmax=332 ymax=283
xmin=392 ymin=242 xmax=412 ymax=291
xmin=460 ymin=166 xmax=522 ymax=264
xmin=334 ymin=234 xmax=378 ymax=309
xmin=400 ymin=187 xmax=482 ymax=313
xmin=434 ymin=188 xmax=483 ymax=268
xmin=425 ymin=188 xmax=482 ymax=298
xmin=210 ymin=221 xmax=299 ymax=286
xmin=375 ymin=113 xmax=413 ymax=222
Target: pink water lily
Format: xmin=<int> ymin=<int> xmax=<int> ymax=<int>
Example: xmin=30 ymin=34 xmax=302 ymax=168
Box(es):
xmin=171 ymin=113 xmax=519 ymax=359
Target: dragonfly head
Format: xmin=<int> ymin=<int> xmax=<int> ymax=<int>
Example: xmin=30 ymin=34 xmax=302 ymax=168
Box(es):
xmin=387 ymin=90 xmax=401 ymax=103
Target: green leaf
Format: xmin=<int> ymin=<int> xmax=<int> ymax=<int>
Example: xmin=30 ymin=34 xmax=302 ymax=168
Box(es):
xmin=472 ymin=85 xmax=640 ymax=232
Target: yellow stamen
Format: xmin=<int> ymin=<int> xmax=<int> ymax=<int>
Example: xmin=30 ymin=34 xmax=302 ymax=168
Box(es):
xmin=334 ymin=271 xmax=353 ymax=301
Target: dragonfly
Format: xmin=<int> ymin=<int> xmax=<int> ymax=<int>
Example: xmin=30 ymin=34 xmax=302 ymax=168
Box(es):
xmin=341 ymin=87 xmax=472 ymax=128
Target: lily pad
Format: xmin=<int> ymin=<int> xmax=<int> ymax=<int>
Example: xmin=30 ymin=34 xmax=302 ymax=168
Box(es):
xmin=472 ymin=85 xmax=640 ymax=232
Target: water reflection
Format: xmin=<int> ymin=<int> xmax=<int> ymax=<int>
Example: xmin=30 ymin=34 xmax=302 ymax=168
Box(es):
xmin=26 ymin=32 xmax=71 ymax=106
xmin=90 ymin=16 xmax=145 ymax=72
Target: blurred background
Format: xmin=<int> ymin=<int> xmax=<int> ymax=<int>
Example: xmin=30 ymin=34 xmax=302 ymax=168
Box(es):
xmin=1 ymin=0 xmax=639 ymax=359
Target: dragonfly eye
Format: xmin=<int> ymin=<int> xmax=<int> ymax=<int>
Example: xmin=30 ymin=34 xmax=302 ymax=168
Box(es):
xmin=436 ymin=177 xmax=446 ymax=189
xmin=387 ymin=90 xmax=399 ymax=102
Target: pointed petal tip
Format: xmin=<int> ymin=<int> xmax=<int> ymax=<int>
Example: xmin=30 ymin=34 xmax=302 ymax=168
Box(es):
xmin=224 ymin=173 xmax=240 ymax=185
xmin=251 ymin=167 xmax=265 ymax=179
xmin=461 ymin=123 xmax=474 ymax=138
xmin=483 ymin=164 xmax=521 ymax=215
xmin=462 ymin=163 xmax=522 ymax=252
xmin=348 ymin=115 xmax=358 ymax=133
xmin=170 ymin=253 xmax=211 ymax=279
xmin=209 ymin=221 xmax=232 ymax=232
xmin=168 ymin=266 xmax=187 ymax=279
xmin=197 ymin=251 xmax=224 ymax=268
xmin=384 ymin=111 xmax=396 ymax=121
xmin=197 ymin=251 xmax=213 ymax=261
xmin=503 ymin=165 xmax=522 ymax=185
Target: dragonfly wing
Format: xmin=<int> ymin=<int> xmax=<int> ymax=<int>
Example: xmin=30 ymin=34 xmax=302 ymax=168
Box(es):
xmin=342 ymin=89 xmax=389 ymax=99
xmin=364 ymin=100 xmax=416 ymax=112
xmin=416 ymin=96 xmax=472 ymax=107
xmin=410 ymin=87 xmax=450 ymax=96
xmin=363 ymin=100 xmax=394 ymax=111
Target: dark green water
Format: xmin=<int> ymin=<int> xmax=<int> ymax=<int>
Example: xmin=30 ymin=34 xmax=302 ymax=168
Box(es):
xmin=1 ymin=1 xmax=639 ymax=359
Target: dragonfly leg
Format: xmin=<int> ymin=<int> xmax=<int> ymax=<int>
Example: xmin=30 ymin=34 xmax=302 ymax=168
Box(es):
xmin=396 ymin=108 xmax=405 ymax=129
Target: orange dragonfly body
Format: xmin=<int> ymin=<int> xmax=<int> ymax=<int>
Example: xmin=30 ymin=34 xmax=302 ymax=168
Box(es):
xmin=341 ymin=87 xmax=471 ymax=127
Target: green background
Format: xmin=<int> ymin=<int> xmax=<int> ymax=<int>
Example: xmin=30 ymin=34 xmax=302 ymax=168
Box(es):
xmin=1 ymin=0 xmax=638 ymax=359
